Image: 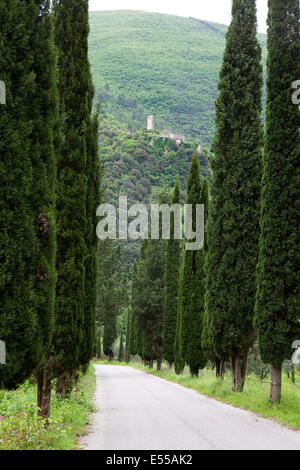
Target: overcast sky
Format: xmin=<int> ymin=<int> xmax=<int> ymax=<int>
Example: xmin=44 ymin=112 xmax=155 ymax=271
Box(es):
xmin=89 ymin=0 xmax=268 ymax=34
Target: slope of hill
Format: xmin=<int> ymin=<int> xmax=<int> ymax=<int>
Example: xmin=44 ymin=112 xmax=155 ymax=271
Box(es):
xmin=89 ymin=10 xmax=266 ymax=146
xmin=99 ymin=112 xmax=209 ymax=208
xmin=98 ymin=112 xmax=210 ymax=271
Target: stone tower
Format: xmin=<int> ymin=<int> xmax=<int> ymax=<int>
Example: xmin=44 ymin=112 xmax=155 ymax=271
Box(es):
xmin=0 ymin=80 xmax=6 ymax=105
xmin=147 ymin=115 xmax=154 ymax=131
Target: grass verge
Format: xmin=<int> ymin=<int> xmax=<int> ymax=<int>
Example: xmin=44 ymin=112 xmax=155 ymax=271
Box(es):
xmin=0 ymin=364 xmax=96 ymax=450
xmin=94 ymin=360 xmax=300 ymax=430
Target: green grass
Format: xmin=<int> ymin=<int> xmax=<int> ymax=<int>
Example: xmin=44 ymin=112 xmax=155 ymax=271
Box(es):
xmin=94 ymin=360 xmax=300 ymax=430
xmin=0 ymin=364 xmax=96 ymax=450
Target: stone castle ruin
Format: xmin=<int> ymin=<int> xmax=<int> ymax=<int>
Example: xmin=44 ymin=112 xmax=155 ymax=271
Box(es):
xmin=147 ymin=115 xmax=155 ymax=132
xmin=0 ymin=80 xmax=6 ymax=105
xmin=147 ymin=115 xmax=201 ymax=152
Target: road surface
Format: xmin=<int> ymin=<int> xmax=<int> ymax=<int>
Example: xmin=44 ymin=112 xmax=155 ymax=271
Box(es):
xmin=81 ymin=365 xmax=300 ymax=450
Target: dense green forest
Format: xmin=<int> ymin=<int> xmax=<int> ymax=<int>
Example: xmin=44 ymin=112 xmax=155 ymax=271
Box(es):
xmin=89 ymin=11 xmax=267 ymax=146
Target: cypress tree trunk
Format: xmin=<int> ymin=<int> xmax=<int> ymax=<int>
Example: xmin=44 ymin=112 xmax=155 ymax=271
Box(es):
xmin=118 ymin=332 xmax=124 ymax=362
xmin=215 ymin=359 xmax=225 ymax=380
xmin=157 ymin=356 xmax=162 ymax=371
xmin=230 ymin=353 xmax=247 ymax=392
xmin=189 ymin=366 xmax=199 ymax=378
xmin=37 ymin=363 xmax=52 ymax=422
xmin=56 ymin=372 xmax=72 ymax=397
xmin=216 ymin=359 xmax=221 ymax=378
xmin=97 ymin=336 xmax=102 ymax=359
xmin=291 ymin=366 xmax=295 ymax=385
xmin=269 ymin=365 xmax=282 ymax=404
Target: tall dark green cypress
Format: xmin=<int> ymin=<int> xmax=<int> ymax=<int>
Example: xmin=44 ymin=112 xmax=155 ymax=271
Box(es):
xmin=103 ymin=309 xmax=117 ymax=361
xmin=53 ymin=0 xmax=91 ymax=395
xmin=255 ymin=0 xmax=300 ymax=403
xmin=174 ymin=289 xmax=185 ymax=374
xmin=201 ymin=178 xmax=225 ymax=378
xmin=135 ymin=232 xmax=166 ymax=370
xmin=125 ymin=309 xmax=131 ymax=362
xmin=163 ymin=179 xmax=181 ymax=366
xmin=129 ymin=262 xmax=138 ymax=357
xmin=118 ymin=332 xmax=124 ymax=362
xmin=202 ymin=178 xmax=209 ymax=253
xmin=200 ymin=178 xmax=220 ymax=372
xmin=80 ymin=109 xmax=101 ymax=371
xmin=205 ymin=0 xmax=263 ymax=391
xmin=0 ymin=1 xmax=57 ymax=392
xmin=30 ymin=1 xmax=59 ymax=418
xmin=179 ymin=155 xmax=206 ymax=377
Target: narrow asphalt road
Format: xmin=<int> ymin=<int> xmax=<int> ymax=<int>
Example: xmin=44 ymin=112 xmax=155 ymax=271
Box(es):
xmin=81 ymin=365 xmax=300 ymax=450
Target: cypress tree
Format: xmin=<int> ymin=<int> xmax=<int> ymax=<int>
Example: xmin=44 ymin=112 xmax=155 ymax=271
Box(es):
xmin=174 ymin=290 xmax=185 ymax=374
xmin=136 ymin=238 xmax=166 ymax=370
xmin=201 ymin=178 xmax=225 ymax=378
xmin=205 ymin=0 xmax=263 ymax=391
xmin=53 ymin=0 xmax=91 ymax=395
xmin=80 ymin=109 xmax=101 ymax=371
xmin=202 ymin=178 xmax=209 ymax=253
xmin=125 ymin=309 xmax=131 ymax=362
xmin=254 ymin=0 xmax=300 ymax=403
xmin=97 ymin=335 xmax=101 ymax=359
xmin=0 ymin=1 xmax=57 ymax=393
xmin=103 ymin=311 xmax=117 ymax=361
xmin=179 ymin=155 xmax=206 ymax=377
xmin=129 ymin=262 xmax=138 ymax=357
xmin=93 ymin=332 xmax=99 ymax=359
xmin=131 ymin=246 xmax=147 ymax=361
xmin=30 ymin=1 xmax=59 ymax=418
xmin=163 ymin=179 xmax=181 ymax=367
xmin=118 ymin=332 xmax=124 ymax=362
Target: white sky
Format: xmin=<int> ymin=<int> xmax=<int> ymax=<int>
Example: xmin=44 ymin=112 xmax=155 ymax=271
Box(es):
xmin=89 ymin=0 xmax=268 ymax=34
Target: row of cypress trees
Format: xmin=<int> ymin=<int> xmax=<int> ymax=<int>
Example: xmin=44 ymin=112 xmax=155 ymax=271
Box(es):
xmin=125 ymin=159 xmax=208 ymax=374
xmin=125 ymin=0 xmax=299 ymax=404
xmin=0 ymin=0 xmax=100 ymax=418
xmin=205 ymin=0 xmax=300 ymax=402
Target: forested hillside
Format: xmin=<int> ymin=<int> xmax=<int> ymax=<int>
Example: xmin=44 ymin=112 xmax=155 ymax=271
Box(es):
xmin=89 ymin=10 xmax=267 ymax=145
xmin=99 ymin=111 xmax=209 ymax=270
xmin=99 ymin=113 xmax=209 ymax=207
